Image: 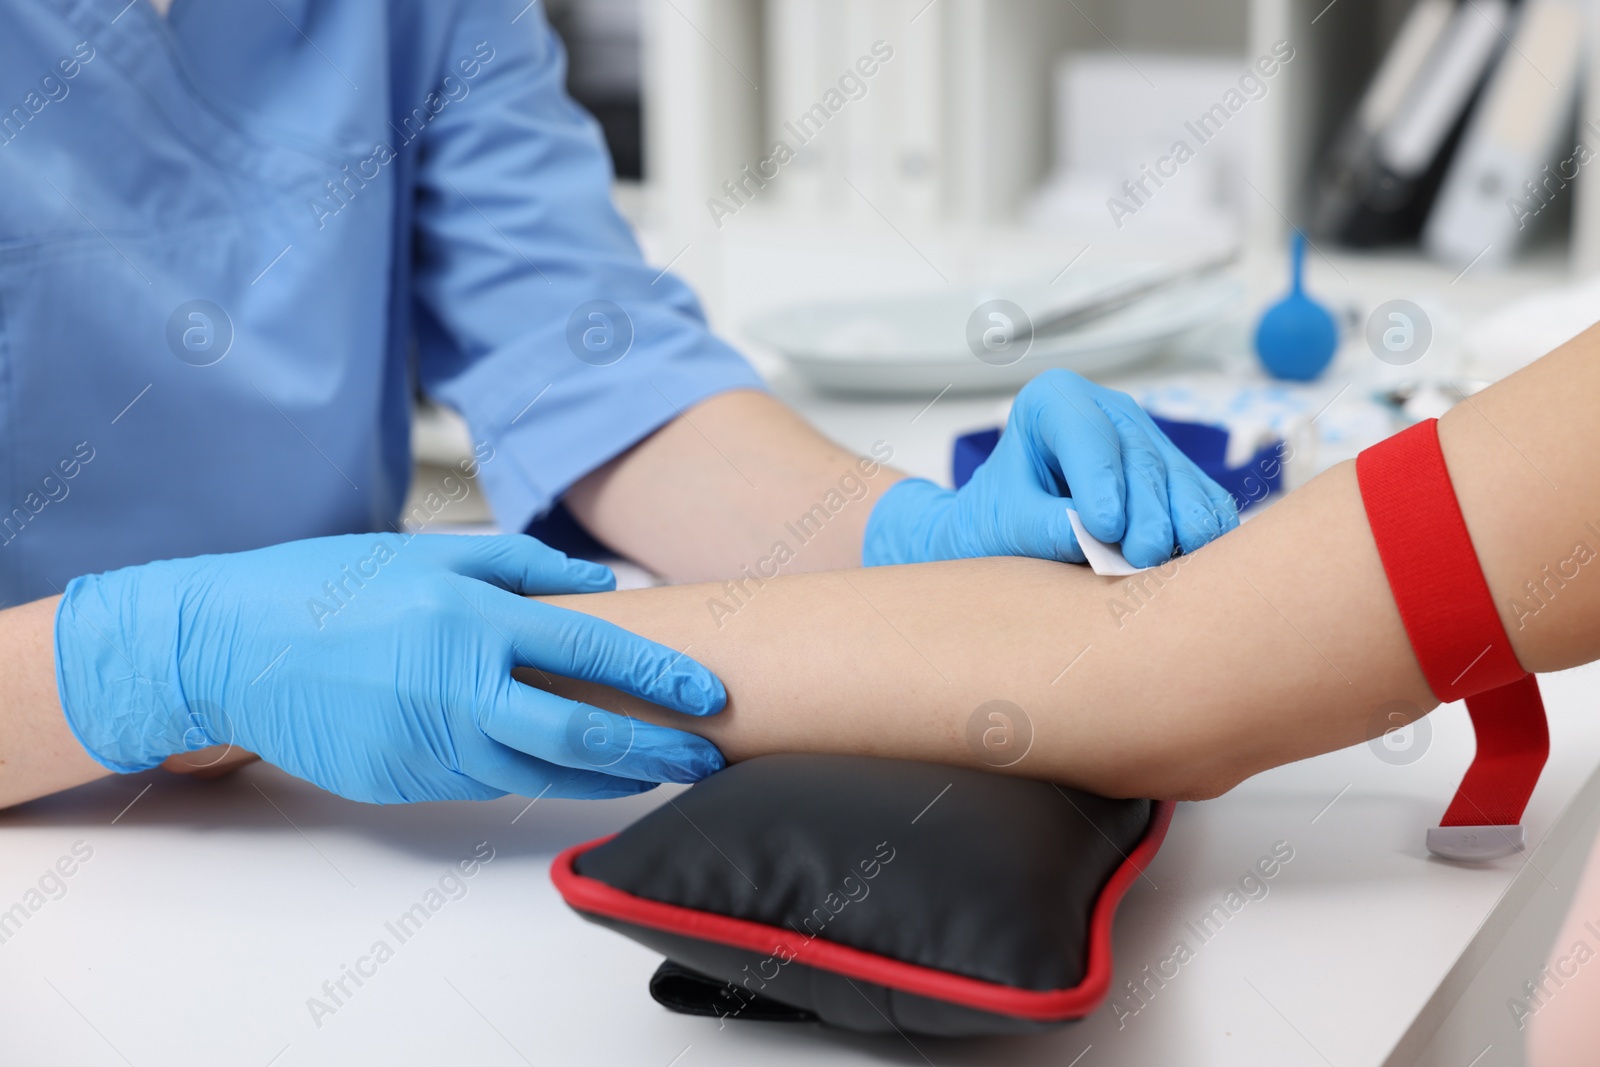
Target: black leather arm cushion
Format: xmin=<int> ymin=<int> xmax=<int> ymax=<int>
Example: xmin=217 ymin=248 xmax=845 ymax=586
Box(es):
xmin=552 ymin=754 xmax=1170 ymax=1037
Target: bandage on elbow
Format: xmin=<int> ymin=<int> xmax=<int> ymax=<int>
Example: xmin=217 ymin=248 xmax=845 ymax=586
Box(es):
xmin=1357 ymin=417 xmax=1549 ymax=861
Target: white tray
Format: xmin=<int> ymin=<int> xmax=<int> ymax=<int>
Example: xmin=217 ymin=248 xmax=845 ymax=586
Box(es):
xmin=745 ymin=265 xmax=1245 ymax=396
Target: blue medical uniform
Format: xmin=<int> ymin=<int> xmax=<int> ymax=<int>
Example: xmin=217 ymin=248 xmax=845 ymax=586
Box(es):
xmin=0 ymin=0 xmax=762 ymax=605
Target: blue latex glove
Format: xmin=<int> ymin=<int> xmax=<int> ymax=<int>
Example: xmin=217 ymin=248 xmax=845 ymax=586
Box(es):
xmin=54 ymin=534 xmax=727 ymax=803
xmin=864 ymin=369 xmax=1241 ymax=569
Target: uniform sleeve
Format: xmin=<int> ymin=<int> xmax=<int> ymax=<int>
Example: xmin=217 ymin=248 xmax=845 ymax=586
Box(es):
xmin=409 ymin=2 xmax=766 ymax=532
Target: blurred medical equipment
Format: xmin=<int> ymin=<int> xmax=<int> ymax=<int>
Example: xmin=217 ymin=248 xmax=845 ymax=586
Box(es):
xmin=746 ymin=258 xmax=1242 ymax=396
xmin=1254 ymin=232 xmax=1340 ymax=381
xmin=1026 ymin=249 xmax=1238 ymax=339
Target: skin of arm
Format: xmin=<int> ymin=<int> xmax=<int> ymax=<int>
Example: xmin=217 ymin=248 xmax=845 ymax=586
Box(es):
xmin=0 ymin=596 xmax=258 ymax=807
xmin=0 ymin=597 xmax=110 ymax=805
xmin=563 ymin=388 xmax=907 ymax=582
xmin=522 ymin=325 xmax=1600 ymax=800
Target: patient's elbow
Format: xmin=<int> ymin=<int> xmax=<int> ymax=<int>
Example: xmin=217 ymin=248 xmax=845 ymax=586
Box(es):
xmin=1158 ymin=775 xmax=1240 ymax=803
xmin=1116 ymin=758 xmax=1249 ymax=804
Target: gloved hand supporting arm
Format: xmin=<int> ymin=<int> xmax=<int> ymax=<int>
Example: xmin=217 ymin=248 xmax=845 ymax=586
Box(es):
xmin=35 ymin=533 xmax=729 ymax=808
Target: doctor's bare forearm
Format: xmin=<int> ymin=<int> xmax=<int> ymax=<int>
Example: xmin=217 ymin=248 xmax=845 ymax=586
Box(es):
xmin=0 ymin=596 xmax=112 ymax=808
xmin=527 ymin=327 xmax=1600 ymax=799
xmin=563 ymin=390 xmax=907 ymax=582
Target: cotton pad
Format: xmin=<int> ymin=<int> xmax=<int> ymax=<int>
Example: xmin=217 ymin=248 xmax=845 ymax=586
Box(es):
xmin=1067 ymin=507 xmax=1150 ymax=576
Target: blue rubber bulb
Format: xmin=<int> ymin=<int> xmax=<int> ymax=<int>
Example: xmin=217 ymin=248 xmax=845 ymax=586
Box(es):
xmin=1254 ymin=231 xmax=1339 ymax=381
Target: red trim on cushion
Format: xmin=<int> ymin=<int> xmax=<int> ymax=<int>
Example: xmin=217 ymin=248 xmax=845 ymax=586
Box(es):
xmin=1356 ymin=418 xmax=1549 ymax=828
xmin=550 ymin=799 xmax=1174 ymax=1022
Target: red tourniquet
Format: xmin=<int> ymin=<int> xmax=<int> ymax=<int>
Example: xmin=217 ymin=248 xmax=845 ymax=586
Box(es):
xmin=1356 ymin=418 xmax=1549 ymax=829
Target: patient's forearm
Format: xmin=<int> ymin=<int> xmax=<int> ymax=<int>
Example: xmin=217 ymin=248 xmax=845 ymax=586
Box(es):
xmin=530 ymin=325 xmax=1600 ymax=800
xmin=0 ymin=596 xmax=111 ymax=808
xmin=532 ymin=467 xmax=1425 ymax=799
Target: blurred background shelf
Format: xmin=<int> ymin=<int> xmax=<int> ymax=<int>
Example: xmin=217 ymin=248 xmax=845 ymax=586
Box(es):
xmin=398 ymin=0 xmax=1599 ymax=503
xmin=582 ymin=0 xmax=1600 ymax=300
